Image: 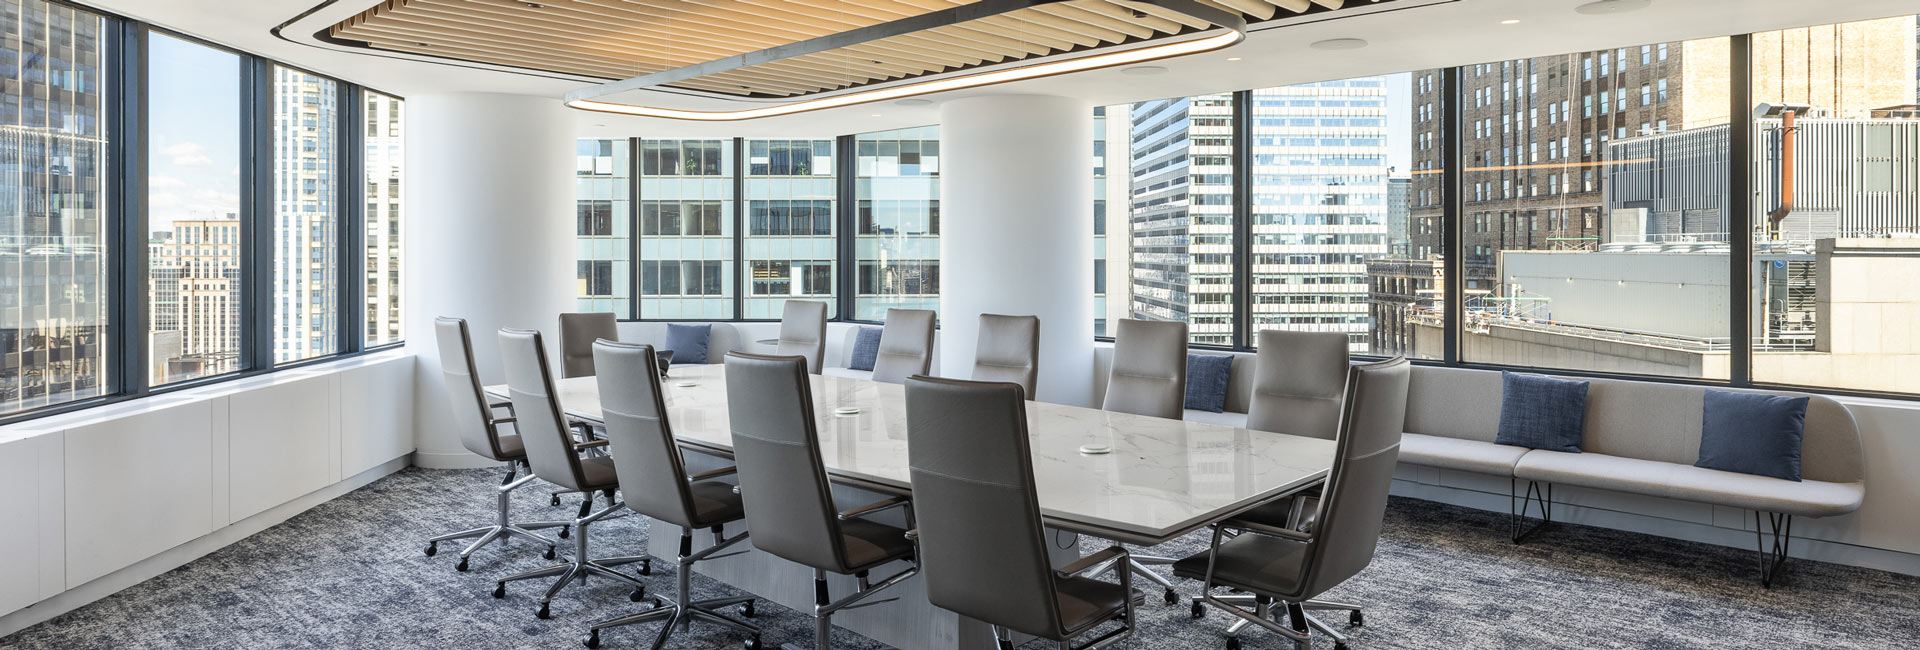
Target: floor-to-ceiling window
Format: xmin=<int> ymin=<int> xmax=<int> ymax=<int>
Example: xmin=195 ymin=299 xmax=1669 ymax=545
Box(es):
xmin=146 ymin=33 xmax=241 ymax=385
xmin=575 ymin=138 xmax=630 ymax=315
xmin=637 ymin=138 xmax=731 ymax=319
xmin=0 ymin=0 xmax=110 ymax=415
xmin=1746 ymin=14 xmax=1920 ymax=393
xmin=853 ymin=127 xmax=939 ymax=321
xmin=743 ymin=138 xmax=835 ymax=319
xmin=1114 ymin=94 xmax=1237 ymax=346
xmin=362 ymin=91 xmax=402 ymax=346
xmin=272 ymin=66 xmax=338 ymax=363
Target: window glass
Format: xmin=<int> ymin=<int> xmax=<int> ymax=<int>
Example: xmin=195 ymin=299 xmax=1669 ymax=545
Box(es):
xmin=1094 ymin=106 xmax=1113 ymax=337
xmin=148 ymin=34 xmax=240 ymax=385
xmin=636 ymin=138 xmax=732 ymax=318
xmin=363 ymin=91 xmax=402 ymax=346
xmin=1456 ymin=38 xmax=1731 ymax=377
xmin=575 ymin=138 xmax=630 ymax=315
xmin=1249 ymin=75 xmax=1430 ymax=357
xmin=743 ymin=138 xmax=835 ymax=319
xmin=272 ymin=66 xmax=338 ymax=363
xmin=854 ymin=126 xmax=938 ymax=321
xmin=1112 ymin=94 xmax=1236 ymax=346
xmin=1747 ymin=15 xmax=1920 ymax=392
xmin=1 ymin=0 xmax=110 ymax=414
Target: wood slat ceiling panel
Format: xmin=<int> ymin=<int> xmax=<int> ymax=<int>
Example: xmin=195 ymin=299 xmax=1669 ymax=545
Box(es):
xmin=331 ymin=0 xmax=1387 ymax=98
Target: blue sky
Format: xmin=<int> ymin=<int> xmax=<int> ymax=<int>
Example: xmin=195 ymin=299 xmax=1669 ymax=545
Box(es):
xmin=146 ymin=33 xmax=239 ymax=234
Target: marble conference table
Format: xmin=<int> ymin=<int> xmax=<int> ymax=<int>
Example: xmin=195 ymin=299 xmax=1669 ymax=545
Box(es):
xmin=485 ymin=364 xmax=1335 ymax=648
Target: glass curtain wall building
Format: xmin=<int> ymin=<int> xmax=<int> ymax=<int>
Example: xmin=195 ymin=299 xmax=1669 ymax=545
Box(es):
xmin=637 ymin=138 xmax=731 ymax=319
xmin=0 ymin=0 xmax=108 ymax=413
xmin=272 ymin=67 xmax=338 ymax=363
xmin=146 ymin=33 xmax=239 ymax=385
xmin=574 ymin=138 xmax=630 ymax=315
xmin=1124 ymin=94 xmax=1236 ymax=346
xmin=744 ymin=138 xmax=835 ymax=319
xmin=363 ymin=92 xmax=402 ymax=347
xmin=853 ymin=127 xmax=939 ymax=320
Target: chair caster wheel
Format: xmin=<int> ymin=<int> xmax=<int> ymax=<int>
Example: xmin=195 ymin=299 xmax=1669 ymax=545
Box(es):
xmin=455 ymin=558 xmax=470 ymax=572
xmin=743 ymin=636 xmax=762 ymax=650
xmin=1225 ymin=637 xmax=1242 ymax=650
xmin=738 ymin=600 xmax=756 ymax=617
xmin=583 ymin=631 xmax=601 ymax=649
xmin=638 ymin=560 xmax=652 ymax=576
xmin=551 ymin=494 xmax=562 ymax=507
xmin=1163 ymin=588 xmax=1179 ymax=605
xmin=424 ymin=542 xmax=438 ymax=557
xmin=536 ymin=603 xmax=552 ymax=620
xmin=492 ymin=582 xmax=506 ymax=599
xmin=558 ymin=526 xmax=571 ymax=540
xmin=1351 ymin=610 xmax=1363 ymax=626
xmin=1334 ymin=642 xmax=1349 ymax=650
xmin=628 ymin=588 xmax=647 ymax=602
xmin=544 ymin=546 xmax=558 ymax=560
xmin=1191 ymin=601 xmax=1206 ymax=619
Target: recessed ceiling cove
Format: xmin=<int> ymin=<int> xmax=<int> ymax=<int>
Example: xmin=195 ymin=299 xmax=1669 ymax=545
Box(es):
xmin=329 ymin=0 xmax=1393 ymax=103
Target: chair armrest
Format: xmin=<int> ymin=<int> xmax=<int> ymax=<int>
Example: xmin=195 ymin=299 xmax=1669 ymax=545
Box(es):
xmin=1224 ymin=518 xmax=1313 ymax=542
xmin=489 ymin=400 xmax=513 ymax=410
xmin=689 ymin=466 xmax=738 ymax=482
xmin=573 ymin=439 xmax=610 ymax=451
xmin=837 ymin=496 xmax=910 ymax=521
xmin=1058 ymin=545 xmax=1129 ymax=578
xmin=490 ymin=416 xmax=517 ymax=426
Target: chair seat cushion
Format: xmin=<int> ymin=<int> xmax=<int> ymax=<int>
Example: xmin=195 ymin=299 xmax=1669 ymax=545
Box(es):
xmin=1400 ymin=432 xmax=1529 ymax=476
xmin=1515 ymin=450 xmax=1864 ymax=517
xmin=494 ymin=434 xmax=526 ymax=460
xmin=578 ymin=456 xmax=620 ymax=491
xmin=1183 ymin=408 xmax=1248 ymax=429
xmin=1053 ymin=574 xmax=1129 ymax=636
xmin=1171 ymin=532 xmax=1309 ymax=598
xmin=685 ymin=480 xmax=746 ymax=528
xmin=838 ymin=518 xmax=916 ymax=572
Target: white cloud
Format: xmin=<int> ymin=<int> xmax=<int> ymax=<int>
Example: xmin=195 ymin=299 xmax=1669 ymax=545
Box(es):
xmin=162 ymin=142 xmax=212 ymax=167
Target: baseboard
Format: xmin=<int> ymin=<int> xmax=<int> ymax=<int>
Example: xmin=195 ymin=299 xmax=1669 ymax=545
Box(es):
xmin=0 ymin=456 xmax=412 ymax=638
xmin=409 ymin=449 xmax=498 ymax=470
xmin=1389 ymin=478 xmax=1920 ymax=577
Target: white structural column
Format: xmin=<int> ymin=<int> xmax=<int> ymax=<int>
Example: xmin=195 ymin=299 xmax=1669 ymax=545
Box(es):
xmin=403 ymin=93 xmax=576 ymax=468
xmin=939 ymin=95 xmax=1095 ymax=407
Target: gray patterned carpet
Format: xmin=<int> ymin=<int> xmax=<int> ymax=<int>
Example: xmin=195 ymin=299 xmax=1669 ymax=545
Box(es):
xmin=4 ymin=467 xmax=1917 ymax=650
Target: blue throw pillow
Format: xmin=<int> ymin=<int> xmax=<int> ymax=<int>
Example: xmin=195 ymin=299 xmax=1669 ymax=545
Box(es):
xmin=1184 ymin=354 xmax=1234 ymax=413
xmin=664 ymin=323 xmax=711 ymax=365
xmin=1696 ymin=390 xmax=1808 ymax=482
xmin=1495 ymin=372 xmax=1589 ymax=453
xmin=849 ymin=326 xmax=883 ymax=371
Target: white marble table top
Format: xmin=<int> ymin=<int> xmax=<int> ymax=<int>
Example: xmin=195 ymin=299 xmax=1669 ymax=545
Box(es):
xmin=487 ymin=364 xmax=1335 ymax=545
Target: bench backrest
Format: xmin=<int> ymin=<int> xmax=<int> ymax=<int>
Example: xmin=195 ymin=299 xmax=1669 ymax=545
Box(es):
xmin=1405 ymin=365 xmax=1864 ymax=484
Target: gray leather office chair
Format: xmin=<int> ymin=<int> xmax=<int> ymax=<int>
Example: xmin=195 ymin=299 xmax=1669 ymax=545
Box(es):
xmin=558 ymin=312 xmax=619 ymax=378
xmin=1173 ymin=357 xmax=1411 ymax=650
xmin=971 ymin=313 xmax=1040 ymax=399
xmin=422 ymin=317 xmax=570 ymax=571
xmin=904 ymin=376 xmax=1133 ymax=650
xmin=776 ymin=300 xmax=829 ymax=374
xmin=1103 ymin=319 xmax=1187 ymax=419
xmin=582 ymin=341 xmax=761 ymax=650
xmin=492 ymin=328 xmax=652 ymax=620
xmin=723 ymin=352 xmax=919 ymax=649
xmin=870 ymin=308 xmax=935 ymax=384
xmin=1229 ymin=329 xmax=1353 ymax=535
xmin=1100 ymin=318 xmax=1188 ymax=604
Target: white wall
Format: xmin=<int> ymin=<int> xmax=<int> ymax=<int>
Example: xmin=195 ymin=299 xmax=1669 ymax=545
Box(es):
xmin=0 ymin=353 xmax=414 ymax=632
xmin=404 ymin=93 xmax=576 ymax=469
xmin=938 ymin=95 xmax=1095 ymax=407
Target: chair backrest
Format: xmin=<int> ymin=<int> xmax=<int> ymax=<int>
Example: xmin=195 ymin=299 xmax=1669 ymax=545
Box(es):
xmin=1301 ymin=357 xmax=1410 ymax=598
xmin=871 ymin=308 xmax=936 ymax=384
xmin=1245 ymin=330 xmax=1350 ymax=439
xmin=558 ymin=312 xmax=619 ymax=378
xmin=433 ymin=317 xmax=511 ymax=460
xmin=723 ymin=352 xmax=855 ymax=572
xmin=972 ymin=314 xmax=1040 ymax=399
xmin=498 ymin=328 xmax=595 ymax=492
xmin=905 ymin=376 xmax=1064 ymax=639
xmin=1103 ymin=319 xmax=1188 ymax=419
xmin=775 ymin=300 xmax=828 ymax=374
xmin=592 ymin=340 xmax=704 ymax=529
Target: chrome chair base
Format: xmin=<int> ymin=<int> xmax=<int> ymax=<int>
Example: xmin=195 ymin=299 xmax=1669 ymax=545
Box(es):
xmin=1194 ymin=593 xmax=1364 ymax=650
xmin=492 ymin=497 xmax=652 ymax=619
xmin=424 ymin=463 xmax=571 ymax=571
xmin=585 ymin=528 xmax=761 ymax=650
xmin=1127 ymin=555 xmax=1183 ymax=605
xmin=780 ymin=565 xmax=919 ymax=650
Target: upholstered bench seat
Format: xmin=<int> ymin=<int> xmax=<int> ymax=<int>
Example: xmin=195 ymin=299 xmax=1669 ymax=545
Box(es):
xmin=1516 ymin=450 xmax=1865 ymax=518
xmin=1184 ymin=408 xmax=1249 ymax=428
xmin=1399 ymin=432 xmax=1528 ymax=476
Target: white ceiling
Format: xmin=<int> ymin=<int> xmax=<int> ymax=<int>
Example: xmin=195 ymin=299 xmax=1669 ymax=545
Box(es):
xmin=91 ymin=0 xmax=1919 ymax=138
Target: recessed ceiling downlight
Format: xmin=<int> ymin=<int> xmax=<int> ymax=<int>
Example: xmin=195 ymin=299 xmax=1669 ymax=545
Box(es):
xmin=1575 ymin=0 xmax=1652 ymax=15
xmin=1121 ymin=65 xmax=1169 ymax=76
xmin=1309 ymin=38 xmax=1368 ymax=51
